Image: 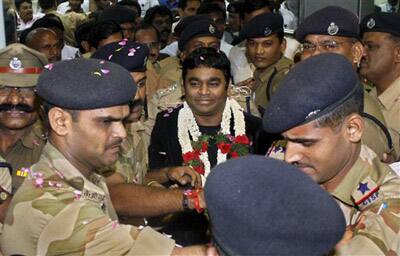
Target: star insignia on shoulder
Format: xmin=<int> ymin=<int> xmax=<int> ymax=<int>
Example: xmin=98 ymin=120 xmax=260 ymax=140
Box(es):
xmin=357 ymin=182 xmax=370 ymax=195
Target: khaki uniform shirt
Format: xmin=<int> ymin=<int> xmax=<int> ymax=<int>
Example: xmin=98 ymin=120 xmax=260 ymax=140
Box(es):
xmin=334 ymin=145 xmax=400 ymax=255
xmin=1 ymin=121 xmax=46 ymax=192
xmin=253 ymin=55 xmax=293 ymax=109
xmin=0 ymin=143 xmax=175 ymax=256
xmin=369 ymin=76 xmax=400 ymax=136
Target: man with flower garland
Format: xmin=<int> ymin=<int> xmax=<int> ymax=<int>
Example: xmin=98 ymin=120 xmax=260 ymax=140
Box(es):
xmin=148 ymin=47 xmax=270 ymax=245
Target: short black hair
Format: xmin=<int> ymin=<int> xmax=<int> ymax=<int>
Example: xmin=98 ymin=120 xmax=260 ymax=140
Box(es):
xmin=143 ymin=5 xmax=173 ymax=24
xmin=178 ymin=0 xmax=201 ymax=9
xmin=38 ymin=0 xmax=56 ymax=10
xmin=182 ymin=47 xmax=231 ymax=86
xmin=88 ymin=20 xmax=122 ymax=49
xmin=197 ymin=2 xmax=226 ymax=20
xmin=75 ymin=20 xmax=95 ymax=53
xmin=116 ymin=0 xmax=141 ymax=16
xmin=244 ymin=0 xmax=273 ymax=14
xmin=15 ymin=0 xmax=32 ymax=10
xmin=134 ymin=22 xmax=160 ymax=41
xmin=315 ymin=85 xmax=364 ymax=130
xmin=31 ymin=15 xmax=65 ymax=32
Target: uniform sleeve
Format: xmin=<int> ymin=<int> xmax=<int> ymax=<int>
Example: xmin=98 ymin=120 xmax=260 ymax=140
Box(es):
xmin=40 ymin=196 xmax=176 ymax=255
xmin=336 ymin=172 xmax=400 ymax=255
xmin=0 ymin=159 xmax=12 ymax=193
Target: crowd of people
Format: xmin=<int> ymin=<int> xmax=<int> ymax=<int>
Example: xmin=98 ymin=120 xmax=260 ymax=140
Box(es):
xmin=0 ymin=0 xmax=399 ymax=255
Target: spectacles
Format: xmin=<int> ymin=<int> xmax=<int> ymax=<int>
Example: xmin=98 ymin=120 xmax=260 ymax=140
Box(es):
xmin=0 ymin=86 xmax=36 ymax=97
xmin=300 ymin=40 xmax=350 ymax=54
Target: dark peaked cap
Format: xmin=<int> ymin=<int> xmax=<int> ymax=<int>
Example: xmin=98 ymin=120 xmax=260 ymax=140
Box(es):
xmin=91 ymin=40 xmax=149 ymax=72
xmin=263 ymin=53 xmax=361 ymax=134
xmin=37 ymin=59 xmax=136 ymax=110
xmin=360 ymin=12 xmax=400 ymax=37
xmin=239 ymin=12 xmax=284 ymax=40
xmin=295 ymin=5 xmax=360 ymax=43
xmin=205 ymin=155 xmax=346 ymax=255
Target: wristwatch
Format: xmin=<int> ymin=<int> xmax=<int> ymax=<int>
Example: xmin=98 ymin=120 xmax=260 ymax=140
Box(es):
xmin=0 ymin=191 xmax=8 ymax=204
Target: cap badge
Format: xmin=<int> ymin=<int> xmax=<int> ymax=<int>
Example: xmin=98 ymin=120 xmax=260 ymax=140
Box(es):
xmin=209 ymin=24 xmax=216 ymax=34
xmin=327 ymin=22 xmax=339 ymax=35
xmin=305 ymin=109 xmax=320 ymax=120
xmin=264 ymin=26 xmax=272 ymax=36
xmin=367 ymin=18 xmax=376 ymax=29
xmin=9 ymin=57 xmax=22 ymax=70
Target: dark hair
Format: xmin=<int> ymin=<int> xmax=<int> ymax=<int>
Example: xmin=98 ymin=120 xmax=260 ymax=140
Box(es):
xmin=88 ymin=20 xmax=122 ymax=48
xmin=314 ymin=85 xmax=364 ymax=130
xmin=134 ymin=22 xmax=159 ymax=41
xmin=182 ymin=47 xmax=231 ymax=86
xmin=197 ymin=2 xmax=226 ymax=20
xmin=4 ymin=9 xmax=17 ymax=45
xmin=244 ymin=0 xmax=273 ymax=14
xmin=143 ymin=5 xmax=173 ymax=24
xmin=75 ymin=20 xmax=95 ymax=53
xmin=15 ymin=0 xmax=32 ymax=10
xmin=31 ymin=15 xmax=65 ymax=31
xmin=38 ymin=0 xmax=56 ymax=10
xmin=178 ymin=0 xmax=201 ymax=9
xmin=116 ymin=0 xmax=141 ymax=16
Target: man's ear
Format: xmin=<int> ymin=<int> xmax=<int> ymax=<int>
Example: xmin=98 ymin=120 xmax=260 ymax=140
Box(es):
xmin=344 ymin=113 xmax=364 ymax=143
xmin=394 ymin=44 xmax=400 ymax=63
xmin=351 ymin=41 xmax=364 ymax=67
xmin=280 ymin=38 xmax=287 ymax=53
xmin=48 ymin=107 xmax=73 ymax=136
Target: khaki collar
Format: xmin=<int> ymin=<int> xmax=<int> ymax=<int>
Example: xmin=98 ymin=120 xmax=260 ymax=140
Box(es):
xmin=21 ymin=121 xmax=46 ymax=149
xmin=371 ymin=76 xmax=400 ymax=110
xmin=41 ymin=143 xmax=105 ymax=197
xmin=330 ymin=145 xmax=389 ymax=206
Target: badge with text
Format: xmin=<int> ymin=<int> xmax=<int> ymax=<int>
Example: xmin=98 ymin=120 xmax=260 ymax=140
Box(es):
xmin=352 ymin=176 xmax=380 ymax=210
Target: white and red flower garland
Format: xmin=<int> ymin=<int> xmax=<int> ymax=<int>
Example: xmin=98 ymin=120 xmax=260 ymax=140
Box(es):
xmin=178 ymin=98 xmax=250 ymax=184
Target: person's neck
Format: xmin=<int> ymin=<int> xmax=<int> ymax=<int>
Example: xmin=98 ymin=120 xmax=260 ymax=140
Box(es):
xmin=322 ymin=144 xmax=361 ymax=192
xmin=49 ymin=137 xmax=93 ymax=179
xmin=374 ymin=68 xmax=400 ymax=95
xmin=42 ymin=7 xmax=57 ymax=13
xmin=194 ymin=112 xmax=223 ymax=127
xmin=0 ymin=126 xmax=32 ymax=154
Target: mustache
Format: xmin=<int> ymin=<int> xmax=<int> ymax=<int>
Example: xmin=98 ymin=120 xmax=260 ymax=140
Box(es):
xmin=106 ymin=138 xmax=123 ymax=150
xmin=0 ymin=103 xmax=35 ymax=113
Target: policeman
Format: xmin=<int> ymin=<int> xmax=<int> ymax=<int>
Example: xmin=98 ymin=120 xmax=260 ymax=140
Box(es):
xmin=0 ymin=58 xmax=209 ymax=255
xmin=263 ymin=53 xmax=400 ymax=255
xmin=288 ymin=6 xmax=398 ymax=161
xmin=205 ymin=155 xmax=345 ymax=255
xmin=0 ymin=43 xmax=47 ymax=192
xmin=240 ymin=12 xmax=293 ymax=110
xmin=360 ymin=12 xmax=400 ymax=146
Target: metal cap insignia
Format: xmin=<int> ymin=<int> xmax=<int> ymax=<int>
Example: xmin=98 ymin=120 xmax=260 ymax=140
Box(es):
xmin=327 ymin=22 xmax=339 ymax=35
xmin=209 ymin=24 xmax=216 ymax=34
xmin=9 ymin=57 xmax=22 ymax=70
xmin=264 ymin=26 xmax=272 ymax=36
xmin=367 ymin=18 xmax=376 ymax=29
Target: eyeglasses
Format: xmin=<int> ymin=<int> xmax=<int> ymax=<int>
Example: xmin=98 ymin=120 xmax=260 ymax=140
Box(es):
xmin=300 ymin=40 xmax=350 ymax=54
xmin=0 ymin=86 xmax=36 ymax=97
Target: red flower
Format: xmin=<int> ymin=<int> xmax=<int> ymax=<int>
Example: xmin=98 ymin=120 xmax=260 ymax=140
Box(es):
xmin=193 ymin=166 xmax=205 ymax=175
xmin=234 ymin=135 xmax=250 ymax=145
xmin=230 ymin=151 xmax=239 ymax=158
xmin=217 ymin=143 xmax=232 ymax=154
xmin=201 ymin=142 xmax=208 ymax=152
xmin=183 ymin=151 xmax=200 ymax=162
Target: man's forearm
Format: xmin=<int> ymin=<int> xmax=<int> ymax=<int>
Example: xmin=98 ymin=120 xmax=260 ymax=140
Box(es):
xmin=109 ymin=183 xmax=184 ymax=217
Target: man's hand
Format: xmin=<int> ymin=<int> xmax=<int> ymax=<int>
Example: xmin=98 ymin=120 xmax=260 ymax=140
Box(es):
xmin=172 ymin=245 xmax=219 ymax=256
xmin=167 ymin=166 xmax=202 ymax=188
